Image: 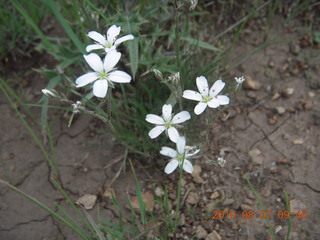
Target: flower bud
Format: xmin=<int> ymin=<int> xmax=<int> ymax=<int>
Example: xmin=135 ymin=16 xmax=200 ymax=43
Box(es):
xmin=153 ymin=69 xmax=164 ymax=81
xmin=42 ymin=89 xmax=59 ymax=98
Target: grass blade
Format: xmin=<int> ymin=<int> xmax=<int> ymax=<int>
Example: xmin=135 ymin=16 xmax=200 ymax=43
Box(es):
xmin=41 ymin=74 xmax=61 ymax=134
xmin=50 ymin=178 xmax=96 ymax=237
xmin=0 ymin=78 xmax=59 ymax=177
xmin=181 ymin=36 xmax=221 ymax=52
xmin=283 ymin=190 xmax=292 ymax=240
xmin=44 ymin=0 xmax=85 ymax=54
xmin=0 ymin=179 xmax=89 ymax=240
xmin=246 ymin=177 xmax=276 ymax=240
xmin=129 ymin=159 xmax=146 ymax=225
xmin=11 ymin=0 xmax=54 ymax=52
xmin=78 ymin=205 xmax=106 ymax=240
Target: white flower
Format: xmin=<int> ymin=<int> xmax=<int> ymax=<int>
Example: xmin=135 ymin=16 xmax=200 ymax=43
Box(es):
xmin=183 ymin=76 xmax=230 ymax=115
xmin=86 ymin=25 xmax=134 ymax=53
xmin=75 ymin=51 xmax=131 ymax=98
xmin=160 ymin=136 xmax=199 ymax=174
xmin=235 ymin=76 xmax=245 ymax=91
xmin=146 ymin=104 xmax=191 ymax=143
xmin=234 ymin=76 xmax=245 ymax=84
xmin=217 ymin=157 xmax=226 ymax=167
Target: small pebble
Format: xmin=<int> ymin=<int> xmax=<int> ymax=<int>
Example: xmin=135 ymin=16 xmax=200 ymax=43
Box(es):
xmin=279 ymin=63 xmax=289 ymax=73
xmin=196 ymin=225 xmax=208 ymax=239
xmin=275 ymin=106 xmax=286 ymax=115
xmin=222 ymin=198 xmax=234 ymax=206
xmin=271 ymin=92 xmax=280 ymax=100
xmin=243 ymin=75 xmax=260 ymax=90
xmin=275 ymin=225 xmax=283 ymax=234
xmin=307 ymin=92 xmax=315 ymax=98
xmin=268 ymin=61 xmax=275 ymax=68
xmin=290 ymin=43 xmax=301 ymax=55
xmin=281 ymin=88 xmax=295 ymax=98
xmin=240 ymin=204 xmax=252 ymax=211
xmin=276 ymin=157 xmax=288 ymax=164
xmin=293 ymin=138 xmax=304 ymax=145
xmin=186 ymin=192 xmax=200 ymax=205
xmin=268 ymin=115 xmax=278 ymax=125
xmin=206 ymin=230 xmax=222 ymax=240
xmin=210 ymin=192 xmax=219 ymax=200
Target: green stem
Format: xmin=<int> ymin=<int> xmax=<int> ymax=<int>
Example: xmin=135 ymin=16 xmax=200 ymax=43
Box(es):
xmin=173 ymin=0 xmax=181 ymax=72
xmin=173 ymin=0 xmax=183 ymax=111
xmin=174 ymin=151 xmax=186 ymax=230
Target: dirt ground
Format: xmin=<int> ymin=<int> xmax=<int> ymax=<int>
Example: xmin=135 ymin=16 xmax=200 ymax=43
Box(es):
xmin=0 ymin=9 xmax=319 ymax=240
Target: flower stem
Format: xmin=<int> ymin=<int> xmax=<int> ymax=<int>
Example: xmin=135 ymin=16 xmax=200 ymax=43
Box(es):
xmin=174 ymin=151 xmax=186 ymax=230
xmin=173 ymin=0 xmax=181 ymax=72
xmin=174 ymin=163 xmax=183 ymax=230
xmin=173 ymin=0 xmax=183 ymax=112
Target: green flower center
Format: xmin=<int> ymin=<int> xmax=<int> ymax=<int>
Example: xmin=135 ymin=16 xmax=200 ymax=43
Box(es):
xmin=165 ymin=121 xmax=172 ymax=128
xmin=203 ymin=95 xmax=212 ymax=103
xmin=99 ymin=72 xmax=108 ymax=79
xmin=105 ymin=42 xmax=112 ymax=48
xmin=177 ymin=154 xmax=185 ymax=162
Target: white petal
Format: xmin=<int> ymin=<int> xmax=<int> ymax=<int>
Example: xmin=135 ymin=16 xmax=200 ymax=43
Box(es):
xmin=172 ymin=111 xmax=191 ymax=124
xmin=103 ymin=50 xmax=121 ymax=72
xmin=183 ymin=90 xmax=202 ymax=101
xmin=87 ymin=31 xmax=107 ymax=45
xmin=146 ymin=114 xmax=165 ymax=124
xmin=108 ymin=70 xmax=131 ymax=83
xmin=148 ymin=126 xmax=165 ymax=139
xmin=93 ymin=79 xmax=108 ymax=98
xmin=107 ymin=25 xmax=121 ymax=43
xmin=207 ymin=98 xmax=220 ymax=108
xmin=196 ymin=76 xmax=209 ymax=96
xmin=215 ymin=95 xmax=230 ymax=105
xmin=209 ymin=80 xmax=225 ymax=97
xmin=75 ymin=72 xmax=98 ymax=87
xmin=84 ymin=53 xmax=103 ymax=72
xmin=160 ymin=147 xmax=177 ymax=158
xmin=162 ymin=104 xmax=172 ymax=122
xmin=164 ymin=159 xmax=179 ymax=174
xmin=114 ymin=34 xmax=134 ymax=46
xmin=194 ymin=102 xmax=207 ymax=115
xmin=104 ymin=46 xmax=116 ymax=53
xmin=86 ymin=44 xmax=104 ymax=52
xmin=168 ymin=127 xmax=179 ymax=143
xmin=176 ymin=136 xmax=186 ymax=155
xmin=182 ymin=159 xmax=193 ymax=174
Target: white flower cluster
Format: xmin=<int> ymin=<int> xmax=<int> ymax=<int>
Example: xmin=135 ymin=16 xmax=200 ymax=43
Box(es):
xmin=146 ymin=75 xmax=234 ymax=174
xmin=76 ymin=25 xmax=134 ymax=98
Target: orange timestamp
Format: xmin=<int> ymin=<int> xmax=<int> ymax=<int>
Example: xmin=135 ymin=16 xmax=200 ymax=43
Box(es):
xmin=212 ymin=210 xmax=309 ymax=220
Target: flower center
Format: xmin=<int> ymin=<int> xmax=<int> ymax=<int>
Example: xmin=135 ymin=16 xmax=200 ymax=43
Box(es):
xmin=98 ymin=72 xmax=108 ymax=79
xmin=203 ymin=95 xmax=212 ymax=103
xmin=165 ymin=121 xmax=172 ymax=128
xmin=177 ymin=153 xmax=185 ymax=163
xmin=105 ymin=42 xmax=113 ymax=48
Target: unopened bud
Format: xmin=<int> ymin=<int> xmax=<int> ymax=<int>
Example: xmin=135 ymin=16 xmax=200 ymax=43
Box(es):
xmin=153 ymin=69 xmax=164 ymax=81
xmin=72 ymin=101 xmax=83 ymax=113
xmin=168 ymin=72 xmax=180 ymax=86
xmin=189 ymin=0 xmax=198 ymax=11
xmin=42 ymin=89 xmax=59 ymax=98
